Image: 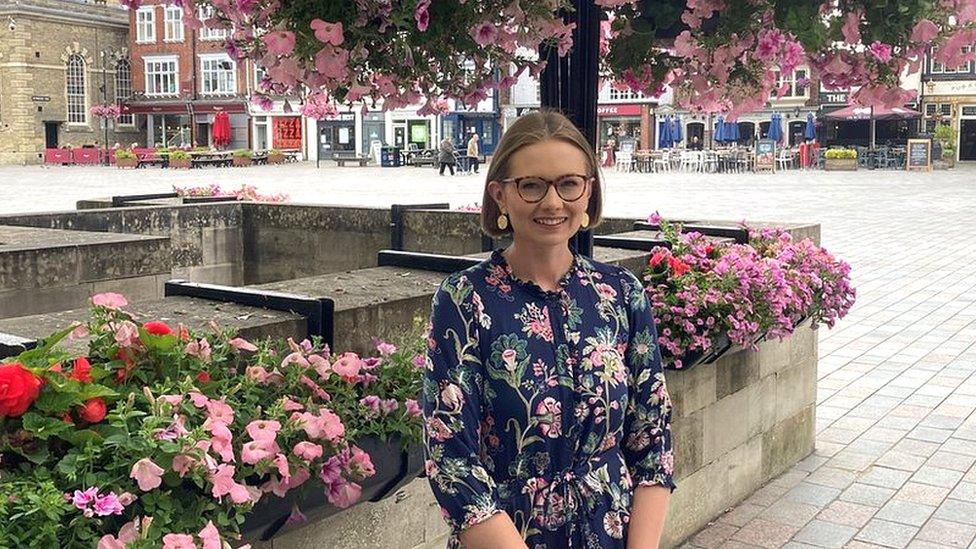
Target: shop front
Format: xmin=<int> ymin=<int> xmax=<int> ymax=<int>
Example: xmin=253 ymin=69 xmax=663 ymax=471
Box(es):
xmin=317 ymin=113 xmax=357 ymax=160
xmin=921 ymin=80 xmax=976 ymax=161
xmin=598 ymin=104 xmax=644 ymax=149
xmin=362 ymin=112 xmax=386 ymax=159
xmin=441 ymin=111 xmax=501 ymax=155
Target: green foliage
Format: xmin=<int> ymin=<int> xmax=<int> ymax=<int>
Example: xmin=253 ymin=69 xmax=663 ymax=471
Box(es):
xmin=114 ymin=150 xmax=136 ymax=160
xmin=232 ymin=149 xmax=253 ymax=159
xmin=825 ymin=148 xmax=858 ymax=159
xmin=169 ymin=150 xmax=191 ymax=161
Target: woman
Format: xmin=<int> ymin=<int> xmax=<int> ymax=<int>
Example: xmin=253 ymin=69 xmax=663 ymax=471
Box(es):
xmin=440 ymin=136 xmax=457 ymax=176
xmin=467 ymin=132 xmax=481 ymax=174
xmin=424 ymin=110 xmax=675 ymax=549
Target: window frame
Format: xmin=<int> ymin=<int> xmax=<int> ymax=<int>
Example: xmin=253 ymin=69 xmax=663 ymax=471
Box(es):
xmin=115 ymin=59 xmax=134 ymax=127
xmin=65 ymin=54 xmax=87 ymax=126
xmin=136 ymin=6 xmax=156 ymax=44
xmin=198 ymin=6 xmax=229 ymax=41
xmin=163 ymin=6 xmax=184 ymax=43
xmin=199 ymin=53 xmax=237 ymax=95
xmin=143 ymin=55 xmax=180 ymax=97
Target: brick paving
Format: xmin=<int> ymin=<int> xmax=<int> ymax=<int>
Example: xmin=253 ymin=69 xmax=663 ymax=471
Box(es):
xmin=2 ymin=163 xmax=976 ymax=548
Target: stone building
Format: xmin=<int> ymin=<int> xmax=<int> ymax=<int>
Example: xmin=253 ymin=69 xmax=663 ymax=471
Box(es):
xmin=0 ymin=0 xmax=140 ymax=165
xmin=920 ymin=53 xmax=976 ymax=162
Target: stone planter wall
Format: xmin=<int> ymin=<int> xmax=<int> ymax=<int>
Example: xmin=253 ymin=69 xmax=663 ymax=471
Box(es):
xmin=824 ymin=158 xmax=857 ymax=171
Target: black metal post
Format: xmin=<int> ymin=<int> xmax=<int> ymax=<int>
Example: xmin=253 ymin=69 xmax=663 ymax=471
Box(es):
xmin=539 ymin=0 xmax=599 ymax=258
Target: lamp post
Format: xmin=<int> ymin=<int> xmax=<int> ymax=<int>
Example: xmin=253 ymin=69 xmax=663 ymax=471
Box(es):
xmin=99 ymin=46 xmax=119 ymax=165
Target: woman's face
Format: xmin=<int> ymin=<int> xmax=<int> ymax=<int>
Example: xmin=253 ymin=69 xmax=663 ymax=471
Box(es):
xmin=488 ymin=139 xmax=593 ymax=250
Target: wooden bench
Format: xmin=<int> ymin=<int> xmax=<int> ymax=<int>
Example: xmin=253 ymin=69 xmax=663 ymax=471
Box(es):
xmin=334 ymin=153 xmax=370 ymax=167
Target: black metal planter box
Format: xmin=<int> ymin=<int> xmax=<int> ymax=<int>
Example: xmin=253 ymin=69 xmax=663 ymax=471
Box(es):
xmin=242 ymin=435 xmax=425 ymax=542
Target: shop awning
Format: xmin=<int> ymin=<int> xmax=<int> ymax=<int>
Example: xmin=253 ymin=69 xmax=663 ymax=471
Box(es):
xmin=821 ymin=105 xmax=922 ymax=121
xmin=125 ymin=100 xmax=247 ymax=115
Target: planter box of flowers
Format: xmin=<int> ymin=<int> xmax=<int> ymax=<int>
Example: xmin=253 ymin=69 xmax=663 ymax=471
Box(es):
xmin=168 ymin=151 xmax=192 ymax=169
xmin=823 ymin=149 xmax=858 ymax=171
xmin=644 ymin=214 xmax=855 ymax=371
xmin=0 ymin=293 xmax=425 ymax=548
xmin=233 ymin=151 xmax=253 ymax=167
xmin=115 ymin=150 xmax=138 ymax=169
xmin=267 ymin=150 xmax=286 ymax=165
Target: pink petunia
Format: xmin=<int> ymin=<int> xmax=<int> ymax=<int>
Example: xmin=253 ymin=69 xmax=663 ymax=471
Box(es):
xmin=198 ymin=521 xmax=221 ymax=549
xmin=162 ymin=534 xmax=196 ymax=549
xmin=868 ymin=41 xmax=893 ymax=63
xmin=414 ymin=0 xmax=430 ymax=31
xmin=113 ymin=320 xmax=140 ymax=347
xmin=470 ymin=22 xmax=498 ymax=47
xmin=345 ymin=446 xmax=375 ymax=478
xmin=228 ymin=337 xmax=258 ymax=352
xmin=404 ymin=399 xmax=422 ymax=417
xmin=262 ymin=30 xmax=295 ymax=56
xmin=273 ymin=453 xmax=291 ymax=482
xmin=293 ymin=409 xmax=345 ymax=441
xmin=374 ymin=339 xmax=396 ymax=357
xmin=280 ymin=351 xmax=310 ymax=369
xmin=311 ymin=19 xmax=344 ymax=46
xmin=130 ymin=458 xmax=165 ymax=491
xmin=282 ymin=397 xmax=304 ymax=412
xmin=91 ymin=292 xmax=128 ymax=309
xmin=185 ymin=338 xmax=212 ymax=362
xmin=331 ymin=352 xmax=363 ymax=381
xmin=71 ymin=487 xmax=99 ymax=510
xmin=293 ymin=441 xmax=323 ymax=461
xmin=93 ymin=492 xmax=125 ymax=516
xmin=360 ymin=395 xmax=381 ymax=413
xmin=242 ymin=441 xmax=274 ymax=465
xmin=246 ymin=365 xmax=271 ymax=383
xmin=245 ymin=419 xmax=281 ymax=443
xmin=326 ymin=480 xmax=362 ymax=509
xmin=205 ymin=399 xmax=234 ymax=425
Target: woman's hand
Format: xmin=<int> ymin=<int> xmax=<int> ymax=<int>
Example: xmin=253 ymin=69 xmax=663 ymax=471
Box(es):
xmin=626 ymin=484 xmax=671 ymax=549
xmin=458 ymin=513 xmax=528 ymax=549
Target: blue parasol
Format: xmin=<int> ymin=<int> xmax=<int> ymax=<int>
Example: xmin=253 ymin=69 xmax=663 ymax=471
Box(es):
xmin=768 ymin=113 xmax=784 ymax=143
xmin=804 ymin=112 xmax=816 ymax=140
xmin=658 ymin=115 xmax=673 ymax=148
xmin=715 ymin=116 xmax=726 ymax=143
xmin=671 ymin=115 xmax=683 ymax=145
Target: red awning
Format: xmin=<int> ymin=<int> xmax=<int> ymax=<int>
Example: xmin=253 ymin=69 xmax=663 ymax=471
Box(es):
xmin=124 ymin=101 xmax=247 ymax=115
xmin=821 ymin=105 xmax=922 ymax=121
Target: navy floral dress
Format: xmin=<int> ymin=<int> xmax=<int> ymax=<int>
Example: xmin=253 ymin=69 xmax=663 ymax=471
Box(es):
xmin=423 ymin=250 xmax=675 ymax=548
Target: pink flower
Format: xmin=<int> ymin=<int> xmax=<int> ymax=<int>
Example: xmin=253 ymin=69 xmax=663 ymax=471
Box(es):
xmin=70 ymin=323 xmax=89 ymax=340
xmin=281 ymin=351 xmax=310 ymax=369
xmin=205 ymin=399 xmax=234 ymax=425
xmin=97 ymin=520 xmax=139 ymax=549
xmin=242 ymin=441 xmax=274 ymax=464
xmin=440 ymin=384 xmax=464 ymax=411
xmin=326 ymin=480 xmax=362 ymax=509
xmin=311 ymin=19 xmax=344 ymax=46
xmin=374 ymin=339 xmax=396 ymax=357
xmin=911 ymin=19 xmax=939 ymax=43
xmin=228 ymin=337 xmax=258 ymax=352
xmin=185 ymin=339 xmax=212 ymax=362
xmin=118 ymin=492 xmax=137 ymax=506
xmin=331 ymin=352 xmax=363 ymax=381
xmin=273 ymin=453 xmax=291 ymax=482
xmin=360 ymin=395 xmax=381 ymax=412
xmin=345 ymin=446 xmax=375 ymax=478
xmin=91 ymin=292 xmax=127 ymax=309
xmin=405 ymin=399 xmax=422 ymax=417
xmin=283 ymin=397 xmax=304 ymax=412
xmin=113 ymin=320 xmax=140 ymax=347
xmin=246 ymin=419 xmax=281 ymax=443
xmin=294 ymin=409 xmax=345 ymax=441
xmin=159 ymin=394 xmax=183 ymax=407
xmin=314 ymin=45 xmax=350 ymax=80
xmin=208 ymin=422 xmax=236 ymax=463
xmin=162 ymin=534 xmax=196 ymax=549
xmin=172 ymin=454 xmax=195 ymax=477
xmin=868 ymin=41 xmax=892 ymax=63
xmin=71 ymin=487 xmax=99 ymax=510
xmin=380 ymin=398 xmax=399 ymax=414
xmin=93 ymin=492 xmax=125 ymax=516
xmin=210 ymin=464 xmax=251 ymax=504
xmin=262 ymin=30 xmax=295 ymax=56
xmin=412 ymin=355 xmax=426 ymax=369
xmin=319 ymin=455 xmax=343 ymax=485
xmin=414 ymin=0 xmax=430 ymax=31
xmin=293 ymin=441 xmax=323 ymax=461
xmin=246 ymin=365 xmax=270 ymax=383
xmin=188 ymin=391 xmax=209 ymax=408
xmin=198 ymin=521 xmax=221 ymax=549
xmin=841 ymin=11 xmax=861 ymax=43
xmin=470 ymin=22 xmax=499 ymax=46
xmin=130 ymin=458 xmax=165 ymax=491
xmin=287 ymin=505 xmax=308 ymax=525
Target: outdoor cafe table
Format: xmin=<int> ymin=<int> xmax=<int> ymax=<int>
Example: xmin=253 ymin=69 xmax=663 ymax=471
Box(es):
xmin=190 ymin=151 xmax=233 ymax=168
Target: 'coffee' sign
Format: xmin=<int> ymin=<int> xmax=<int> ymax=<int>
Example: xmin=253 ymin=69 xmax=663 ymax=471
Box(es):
xmin=597 ymin=104 xmax=643 ymax=117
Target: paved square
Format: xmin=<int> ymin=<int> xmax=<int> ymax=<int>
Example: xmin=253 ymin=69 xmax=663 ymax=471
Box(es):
xmin=1 ymin=163 xmax=975 ymax=548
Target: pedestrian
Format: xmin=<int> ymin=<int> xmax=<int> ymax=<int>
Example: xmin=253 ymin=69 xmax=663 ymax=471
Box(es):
xmin=467 ymin=132 xmax=481 ymax=174
xmin=423 ymin=110 xmax=675 ymax=549
xmin=438 ymin=136 xmax=456 ymax=176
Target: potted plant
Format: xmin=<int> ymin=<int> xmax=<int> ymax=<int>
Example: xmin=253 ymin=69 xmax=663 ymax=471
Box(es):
xmin=233 ymin=149 xmax=253 ymax=167
xmin=934 ymin=123 xmax=956 ymax=169
xmin=168 ymin=150 xmax=192 ymax=169
xmin=823 ymin=148 xmax=858 ymax=171
xmin=0 ymin=294 xmax=425 ymax=547
xmin=115 ymin=149 xmax=138 ymax=169
xmin=267 ymin=149 xmax=286 ymax=164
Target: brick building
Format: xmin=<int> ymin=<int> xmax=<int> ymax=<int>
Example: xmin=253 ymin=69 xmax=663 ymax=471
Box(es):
xmin=126 ymin=0 xmax=265 ymax=149
xmin=0 ymin=0 xmax=140 ymax=164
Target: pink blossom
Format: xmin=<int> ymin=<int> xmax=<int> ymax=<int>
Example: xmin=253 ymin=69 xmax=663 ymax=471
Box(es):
xmin=308 ymin=354 xmax=331 ymax=379
xmin=326 ymin=480 xmax=362 ymax=509
xmin=412 ymin=355 xmax=426 ymax=369
xmin=91 ymin=292 xmax=128 ymax=309
xmin=470 ymin=22 xmax=498 ymax=47
xmin=210 ymin=464 xmax=251 ymax=504
xmin=868 ymin=41 xmax=893 ymax=63
xmin=93 ymin=492 xmax=125 ymax=516
xmin=374 ymin=339 xmax=396 ymax=357
xmin=910 ymin=19 xmax=939 ymax=43
xmin=311 ymin=19 xmax=344 ymax=46
xmin=380 ymin=398 xmax=399 ymax=414
xmin=345 ymin=446 xmax=375 ymax=478
xmin=294 ymin=409 xmax=345 ymax=441
xmin=242 ymin=441 xmax=274 ymax=464
xmin=198 ymin=521 xmax=221 ymax=549
xmin=287 ymin=505 xmax=308 ymax=525
xmin=228 ymin=337 xmax=258 ymax=352
xmin=293 ymin=441 xmax=323 ymax=461
xmin=319 ymin=455 xmax=343 ymax=485
xmin=71 ymin=487 xmax=99 ymax=510
xmin=262 ymin=30 xmax=295 ymax=56
xmin=162 ymin=534 xmax=196 ymax=549
xmin=188 ymin=392 xmax=209 ymax=408
xmin=841 ymin=11 xmax=862 ymax=43
xmin=118 ymin=492 xmax=137 ymax=506
xmin=360 ymin=395 xmax=381 ymax=412
xmin=130 ymin=458 xmax=165 ymax=491
xmin=70 ymin=323 xmax=90 ymax=340
xmin=205 ymin=399 xmax=234 ymax=425
xmin=159 ymin=394 xmax=184 ymax=407
xmin=207 ymin=420 xmax=236 ymax=463
xmin=246 ymin=365 xmax=271 ymax=383
xmin=113 ymin=320 xmax=140 ymax=347
xmin=250 ymin=92 xmax=273 ymax=111
xmin=185 ymin=338 xmax=212 ymax=362
xmin=331 ymin=352 xmax=363 ymax=381
xmin=97 ymin=520 xmax=139 ymax=549
xmin=273 ymin=453 xmax=291 ymax=481
xmin=283 ymin=397 xmax=305 ymax=412
xmin=281 ymin=351 xmax=310 ymax=369
xmin=405 ymin=399 xmax=422 ymax=417
xmin=172 ymin=454 xmax=196 ymax=477
xmin=414 ymin=0 xmax=430 ymax=32
xmin=246 ymin=419 xmax=281 ymax=443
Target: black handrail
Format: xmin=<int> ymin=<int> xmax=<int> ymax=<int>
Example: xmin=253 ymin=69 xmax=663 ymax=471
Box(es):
xmin=377 ymin=250 xmax=482 ymax=273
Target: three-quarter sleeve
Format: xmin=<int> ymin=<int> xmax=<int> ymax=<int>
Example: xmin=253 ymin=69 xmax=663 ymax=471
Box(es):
xmin=619 ymin=270 xmax=676 ymax=491
xmin=423 ymin=273 xmax=504 ymax=535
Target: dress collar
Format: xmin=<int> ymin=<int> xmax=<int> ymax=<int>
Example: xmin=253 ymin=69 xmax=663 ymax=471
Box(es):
xmin=489 ymin=249 xmax=582 ymax=298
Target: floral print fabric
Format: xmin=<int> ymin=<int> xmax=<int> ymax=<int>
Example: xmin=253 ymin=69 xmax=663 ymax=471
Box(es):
xmin=423 ymin=250 xmax=675 ymax=548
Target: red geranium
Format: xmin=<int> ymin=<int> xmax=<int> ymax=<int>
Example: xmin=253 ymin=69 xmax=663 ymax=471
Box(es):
xmin=144 ymin=321 xmax=173 ymax=336
xmin=0 ymin=362 xmax=42 ymax=417
xmin=650 ymin=250 xmax=667 ymax=268
xmin=668 ymin=256 xmax=691 ymax=277
xmin=196 ymin=371 xmax=211 ymax=383
xmin=78 ymin=398 xmax=107 ymax=423
xmin=70 ymin=357 xmax=93 ymax=384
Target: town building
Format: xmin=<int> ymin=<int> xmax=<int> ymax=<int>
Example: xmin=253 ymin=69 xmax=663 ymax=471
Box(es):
xmin=0 ymin=0 xmax=139 ymax=164
xmin=920 ymin=51 xmax=976 ymax=161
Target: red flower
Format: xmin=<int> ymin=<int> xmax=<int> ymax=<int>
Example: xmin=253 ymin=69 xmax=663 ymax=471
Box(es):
xmin=704 ymin=244 xmax=715 ymax=256
xmin=78 ymin=398 xmax=107 ymax=423
xmin=70 ymin=357 xmax=93 ymax=384
xmin=61 ymin=413 xmax=74 ymax=424
xmin=144 ymin=321 xmax=173 ymax=336
xmin=668 ymin=256 xmax=691 ymax=277
xmin=196 ymin=371 xmax=211 ymax=383
xmin=0 ymin=363 xmax=42 ymax=418
xmin=650 ymin=250 xmax=668 ymax=267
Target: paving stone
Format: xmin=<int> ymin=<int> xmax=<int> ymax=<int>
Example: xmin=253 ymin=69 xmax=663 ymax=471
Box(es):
xmin=948 ymin=482 xmax=976 ymax=503
xmin=875 ymin=451 xmax=929 ymax=472
xmin=731 ymin=518 xmax=801 ymax=548
xmin=840 ymin=484 xmax=898 ymax=507
xmin=760 ymin=499 xmax=822 ymax=528
xmin=859 ymin=467 xmax=914 ymax=490
xmin=817 ymin=500 xmax=878 ymax=529
xmin=692 ymin=521 xmax=741 ymax=548
xmin=915 ymin=519 xmax=976 ymax=547
xmin=809 ymin=467 xmax=861 ymax=490
xmin=718 ymin=503 xmax=766 ymax=528
xmin=933 ymin=499 xmax=976 ymax=526
xmin=893 ymin=483 xmax=951 ymax=507
xmin=787 ymin=483 xmax=844 ymax=507
xmin=855 ymin=519 xmax=920 ymax=549
xmin=925 ymin=452 xmax=976 ymax=473
xmin=875 ymin=500 xmax=937 ymax=527
xmin=792 ymin=520 xmax=859 ymax=548
xmin=911 ymin=467 xmax=966 ymax=489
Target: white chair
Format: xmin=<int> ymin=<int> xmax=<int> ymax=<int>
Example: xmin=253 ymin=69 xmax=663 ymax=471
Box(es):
xmin=776 ymin=149 xmax=793 ymax=171
xmin=652 ymin=151 xmax=671 ymax=173
xmin=679 ymin=151 xmax=701 ymax=172
xmin=615 ymin=151 xmax=634 ymax=172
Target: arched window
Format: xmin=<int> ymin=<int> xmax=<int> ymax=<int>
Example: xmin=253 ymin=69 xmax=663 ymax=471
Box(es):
xmin=66 ymin=54 xmax=87 ymax=124
xmin=115 ymin=59 xmax=133 ymax=125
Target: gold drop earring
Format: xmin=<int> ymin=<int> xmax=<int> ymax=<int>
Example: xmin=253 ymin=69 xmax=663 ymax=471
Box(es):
xmin=581 ymin=212 xmax=590 ymax=229
xmin=497 ymin=212 xmax=509 ymax=230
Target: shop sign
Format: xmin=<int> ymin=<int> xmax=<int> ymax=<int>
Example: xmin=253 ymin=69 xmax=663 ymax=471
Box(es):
xmin=31 ymin=95 xmax=51 ymax=102
xmin=820 ymin=91 xmax=848 ymax=104
xmin=597 ymin=104 xmax=642 ymax=117
xmin=273 ymin=117 xmax=302 ymax=150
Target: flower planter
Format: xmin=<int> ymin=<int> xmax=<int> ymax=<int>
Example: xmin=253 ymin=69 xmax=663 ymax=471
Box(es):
xmin=663 ymin=332 xmax=733 ymax=371
xmin=116 ymin=158 xmax=139 ymax=169
xmin=267 ymin=154 xmax=285 ymax=164
xmin=168 ymin=158 xmax=192 ymax=169
xmin=934 ymin=157 xmax=955 ymax=170
xmin=233 ymin=156 xmax=253 ymax=167
xmin=824 ymin=158 xmax=857 ymax=171
xmin=242 ymin=435 xmax=424 ymax=542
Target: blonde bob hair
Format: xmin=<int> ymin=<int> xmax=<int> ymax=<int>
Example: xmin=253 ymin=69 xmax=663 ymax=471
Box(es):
xmin=481 ymin=110 xmax=604 ymax=238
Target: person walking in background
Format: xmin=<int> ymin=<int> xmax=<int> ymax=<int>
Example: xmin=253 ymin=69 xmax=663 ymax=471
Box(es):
xmin=467 ymin=132 xmax=481 ymax=174
xmin=439 ymin=136 xmax=456 ymax=176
